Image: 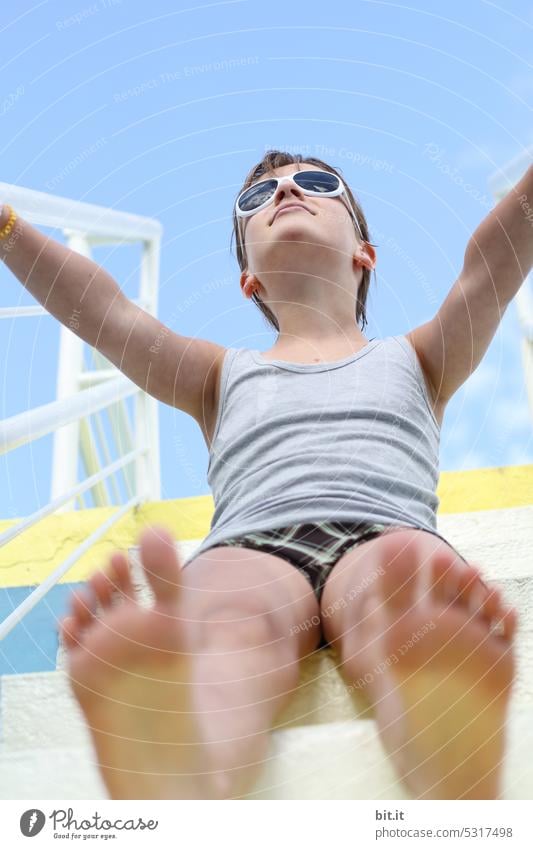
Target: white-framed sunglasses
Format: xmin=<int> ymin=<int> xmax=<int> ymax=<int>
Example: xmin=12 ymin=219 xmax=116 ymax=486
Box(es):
xmin=235 ymin=169 xmax=364 ymax=240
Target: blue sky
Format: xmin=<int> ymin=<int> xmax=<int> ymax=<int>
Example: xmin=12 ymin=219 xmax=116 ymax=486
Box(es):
xmin=1 ymin=0 xmax=532 ymax=519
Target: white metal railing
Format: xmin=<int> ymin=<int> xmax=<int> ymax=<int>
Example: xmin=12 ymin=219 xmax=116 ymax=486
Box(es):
xmin=0 ymin=182 xmax=163 ymax=640
xmin=488 ymin=148 xmax=533 ymax=423
xmin=0 ymin=495 xmax=140 ymax=641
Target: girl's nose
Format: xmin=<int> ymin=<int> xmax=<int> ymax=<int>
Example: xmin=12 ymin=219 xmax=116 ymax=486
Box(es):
xmin=272 ymin=177 xmax=306 ymax=205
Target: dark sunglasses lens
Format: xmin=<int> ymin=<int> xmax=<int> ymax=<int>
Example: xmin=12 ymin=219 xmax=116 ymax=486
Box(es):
xmin=238 ymin=179 xmax=277 ymax=212
xmin=293 ymin=171 xmax=340 ymax=193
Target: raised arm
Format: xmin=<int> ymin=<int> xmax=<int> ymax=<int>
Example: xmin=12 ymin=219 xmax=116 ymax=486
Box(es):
xmin=0 ymin=205 xmax=226 ymax=424
xmin=407 ymin=164 xmax=533 ymax=405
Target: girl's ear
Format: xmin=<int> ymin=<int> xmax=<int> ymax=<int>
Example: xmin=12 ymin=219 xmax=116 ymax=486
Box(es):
xmin=240 ymin=270 xmax=257 ymax=298
xmin=354 ymin=242 xmax=376 ymax=270
xmin=366 ymin=242 xmax=377 ymax=269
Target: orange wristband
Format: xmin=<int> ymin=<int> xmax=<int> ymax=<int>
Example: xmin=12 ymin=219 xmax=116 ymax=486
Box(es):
xmin=0 ymin=205 xmax=17 ymax=240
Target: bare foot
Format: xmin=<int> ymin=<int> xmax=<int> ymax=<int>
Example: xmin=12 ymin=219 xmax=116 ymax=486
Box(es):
xmin=61 ymin=525 xmax=224 ymax=799
xmin=357 ymin=542 xmax=518 ymax=799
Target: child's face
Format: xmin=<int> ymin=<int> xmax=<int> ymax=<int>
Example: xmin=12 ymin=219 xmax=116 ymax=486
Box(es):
xmin=239 ymin=163 xmax=372 ymax=304
xmin=240 ymin=163 xmax=358 ymax=260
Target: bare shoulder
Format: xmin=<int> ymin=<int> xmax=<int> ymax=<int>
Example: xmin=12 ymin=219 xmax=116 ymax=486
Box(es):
xmin=404 ymin=329 xmax=447 ymax=428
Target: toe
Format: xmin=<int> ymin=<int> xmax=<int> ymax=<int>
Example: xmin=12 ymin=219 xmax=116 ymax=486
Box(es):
xmin=480 ymin=586 xmax=517 ymax=642
xmin=89 ymin=570 xmax=115 ymax=609
xmin=377 ymin=537 xmax=422 ymax=614
xmin=70 ymin=588 xmax=96 ymax=629
xmin=479 ymin=587 xmax=502 ymax=625
xmin=495 ymin=605 xmax=519 ymax=642
xmin=429 ymin=560 xmax=494 ymax=625
xmin=60 ymin=615 xmax=81 ymax=648
xmin=505 ymin=606 xmax=519 ymax=640
xmin=138 ymin=525 xmax=181 ymax=604
xmin=429 ymin=555 xmax=472 ymax=609
xmin=110 ymin=551 xmax=136 ymax=600
xmin=430 ymin=556 xmax=456 ymax=605
xmin=455 ymin=565 xmax=486 ymax=613
xmin=88 ymin=553 xmax=136 ymax=610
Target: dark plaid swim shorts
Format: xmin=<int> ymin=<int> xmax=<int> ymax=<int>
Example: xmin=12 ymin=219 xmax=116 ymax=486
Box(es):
xmin=207 ymin=521 xmax=393 ymax=599
xmin=197 ymin=520 xmax=470 ymax=650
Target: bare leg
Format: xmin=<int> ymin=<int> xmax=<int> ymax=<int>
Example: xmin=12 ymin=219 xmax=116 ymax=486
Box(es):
xmin=324 ymin=533 xmax=518 ymax=799
xmin=61 ymin=526 xmax=314 ymax=799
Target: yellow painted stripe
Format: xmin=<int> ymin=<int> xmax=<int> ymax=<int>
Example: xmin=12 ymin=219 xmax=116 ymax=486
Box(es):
xmin=436 ymin=463 xmax=533 ymax=513
xmin=0 ymin=464 xmax=531 ymax=588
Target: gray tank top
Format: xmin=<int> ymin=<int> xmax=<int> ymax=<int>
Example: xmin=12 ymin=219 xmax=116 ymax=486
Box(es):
xmin=185 ymin=335 xmax=442 ymax=564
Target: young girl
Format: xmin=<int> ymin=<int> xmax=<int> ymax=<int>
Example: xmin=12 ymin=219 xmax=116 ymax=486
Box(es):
xmin=1 ymin=150 xmax=530 ymax=801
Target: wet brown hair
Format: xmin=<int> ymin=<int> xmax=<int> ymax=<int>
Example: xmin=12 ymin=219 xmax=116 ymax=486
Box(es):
xmin=230 ymin=149 xmax=378 ymax=332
